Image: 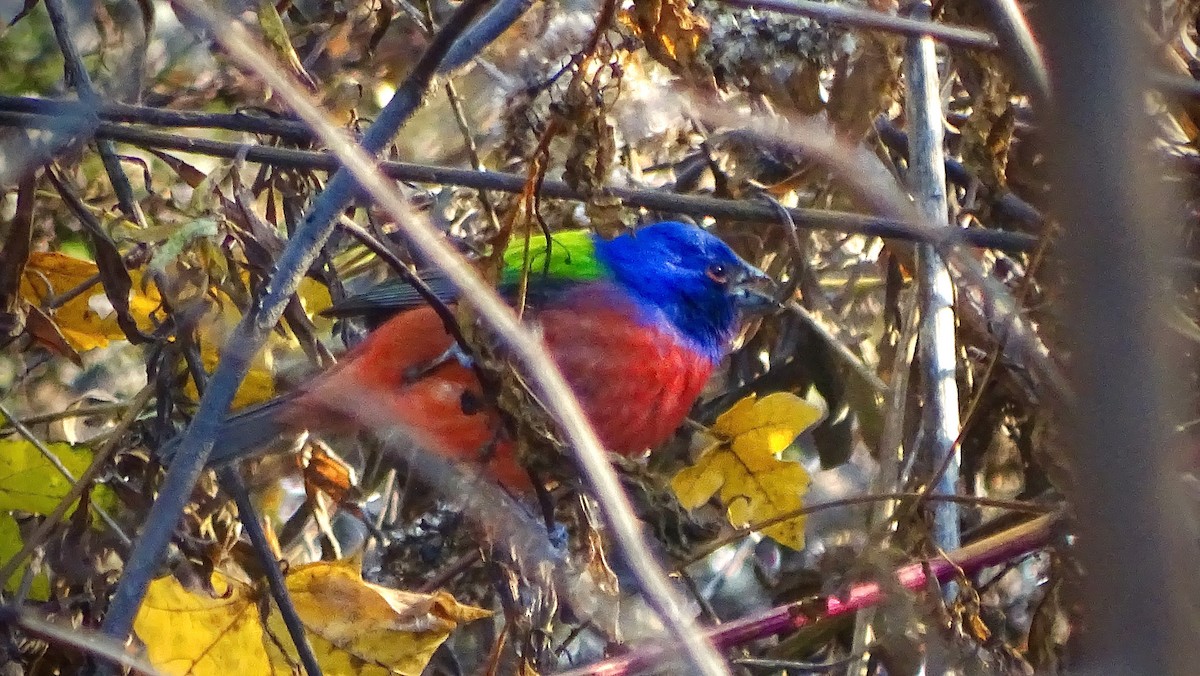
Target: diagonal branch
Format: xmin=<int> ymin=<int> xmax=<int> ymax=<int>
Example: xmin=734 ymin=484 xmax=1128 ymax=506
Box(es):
xmin=97 ymin=0 xmax=492 ymax=653
xmin=126 ymin=1 xmax=734 ymax=674
xmin=557 ymin=512 xmax=1057 ymax=675
xmin=42 ymin=0 xmax=147 ymax=229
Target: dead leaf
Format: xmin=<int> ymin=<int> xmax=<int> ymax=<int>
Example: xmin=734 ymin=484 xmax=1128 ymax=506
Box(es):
xmin=672 ymin=393 xmax=822 ymax=549
xmin=256 ymin=0 xmax=318 ymax=90
xmin=23 ymin=304 xmax=83 ymax=366
xmin=626 ymin=0 xmax=710 ymax=76
xmin=19 ymin=252 xmax=160 ymax=352
xmin=134 ymin=571 xmax=273 ymax=675
xmin=267 ymin=558 xmax=491 ymax=675
xmin=303 ymin=446 xmax=357 ymax=505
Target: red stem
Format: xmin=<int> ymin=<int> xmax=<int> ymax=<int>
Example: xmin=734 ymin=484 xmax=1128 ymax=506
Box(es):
xmin=559 ymin=513 xmax=1056 ymax=675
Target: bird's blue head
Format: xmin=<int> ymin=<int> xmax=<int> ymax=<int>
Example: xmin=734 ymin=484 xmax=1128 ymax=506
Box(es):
xmin=594 ymin=221 xmax=776 ymax=360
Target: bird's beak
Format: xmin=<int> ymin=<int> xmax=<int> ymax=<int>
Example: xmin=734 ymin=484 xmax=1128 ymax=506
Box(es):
xmin=731 ymin=264 xmax=780 ymax=315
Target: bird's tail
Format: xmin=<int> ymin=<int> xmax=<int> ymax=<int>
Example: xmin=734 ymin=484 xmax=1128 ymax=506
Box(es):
xmin=159 ymin=393 xmax=298 ymax=467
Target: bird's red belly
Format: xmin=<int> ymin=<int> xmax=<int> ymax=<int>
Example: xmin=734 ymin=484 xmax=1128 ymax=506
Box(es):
xmin=541 ymin=306 xmax=715 ymax=456
xmin=298 ymin=304 xmax=716 ymax=488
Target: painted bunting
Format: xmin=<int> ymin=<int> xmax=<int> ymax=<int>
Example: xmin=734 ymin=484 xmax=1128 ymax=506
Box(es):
xmin=176 ymin=221 xmax=776 ymax=489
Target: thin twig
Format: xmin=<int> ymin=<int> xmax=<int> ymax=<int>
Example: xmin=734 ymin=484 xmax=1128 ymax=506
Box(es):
xmin=873 ymin=117 xmax=1044 ymax=228
xmin=719 ymin=0 xmax=998 ymax=51
xmin=847 ymin=288 xmax=919 ymax=676
xmin=412 ymin=0 xmax=502 ymax=233
xmin=0 ymin=94 xmax=313 ymax=139
xmin=158 ymin=3 xmax=731 ymax=674
xmin=0 ymin=402 xmax=127 ymax=431
xmin=335 ymin=214 xmax=485 ymax=383
xmin=0 ymin=384 xmax=153 ymax=586
xmin=220 ymin=468 xmax=324 ymax=676
xmin=442 ymin=80 xmax=502 ymax=232
xmin=0 ymin=606 xmax=167 ymax=676
xmin=731 ymin=654 xmax=860 ymax=673
xmin=0 ymin=111 xmax=1040 ymax=252
xmin=182 ymin=351 xmax=321 ymax=676
xmin=439 ymin=0 xmax=536 ymax=72
xmin=0 ymin=400 xmax=130 ymax=547
xmin=42 ymin=0 xmax=147 ymax=229
xmin=677 ymin=491 xmax=1050 ymax=569
xmin=560 ymin=513 xmax=1058 ymax=676
xmin=97 ymin=0 xmax=493 ymax=650
xmin=784 ymin=300 xmax=888 ymax=395
xmin=1152 ymin=71 xmax=1200 ymax=99
xmin=913 ymin=228 xmax=1052 ymax=520
xmin=43 ymin=166 xmax=150 ymax=344
xmin=689 ymin=99 xmax=1073 ymax=413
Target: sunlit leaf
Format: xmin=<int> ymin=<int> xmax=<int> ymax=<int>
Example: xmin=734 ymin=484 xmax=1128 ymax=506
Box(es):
xmin=19 ymin=252 xmax=160 ymax=351
xmin=266 ymin=558 xmax=491 ymax=675
xmin=298 ymin=277 xmax=333 ymax=331
xmin=23 ymin=303 xmax=83 ymax=365
xmin=672 ymin=393 xmax=822 ymax=549
xmin=134 ymin=560 xmax=490 ymax=676
xmin=134 ymin=571 xmax=273 ymax=675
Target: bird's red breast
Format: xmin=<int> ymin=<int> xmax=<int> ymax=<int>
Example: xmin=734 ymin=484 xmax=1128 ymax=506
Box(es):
xmin=277 ymin=296 xmax=716 ymax=491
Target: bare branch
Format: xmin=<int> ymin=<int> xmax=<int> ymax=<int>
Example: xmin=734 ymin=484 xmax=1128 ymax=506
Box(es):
xmin=904 ymin=0 xmax=963 ymax=583
xmin=0 ymin=110 xmax=1041 ymax=252
xmin=718 ymin=0 xmax=997 ymax=50
xmin=98 ymin=0 xmax=493 ymax=652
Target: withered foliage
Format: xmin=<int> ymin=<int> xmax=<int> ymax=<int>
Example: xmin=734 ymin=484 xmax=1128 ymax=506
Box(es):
xmin=0 ymin=0 xmax=1198 ymax=674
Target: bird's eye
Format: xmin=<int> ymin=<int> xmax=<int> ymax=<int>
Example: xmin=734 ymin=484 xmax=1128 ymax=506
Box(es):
xmin=706 ymin=263 xmax=729 ymax=284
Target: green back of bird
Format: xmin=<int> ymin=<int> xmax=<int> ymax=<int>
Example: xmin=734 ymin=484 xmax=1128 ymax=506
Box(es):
xmin=500 ymin=230 xmax=606 ymax=288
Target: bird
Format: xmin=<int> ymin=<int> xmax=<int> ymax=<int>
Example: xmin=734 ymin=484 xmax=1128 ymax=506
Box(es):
xmin=172 ymin=221 xmax=776 ymax=490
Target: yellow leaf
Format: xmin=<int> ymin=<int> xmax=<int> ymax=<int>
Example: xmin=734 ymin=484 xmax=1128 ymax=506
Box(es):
xmin=266 ymin=559 xmax=491 ymax=675
xmin=0 ymin=439 xmax=117 ymax=516
xmin=711 ymin=392 xmax=825 ymax=458
xmin=672 ymin=393 xmax=822 ymax=550
xmin=180 ymin=310 xmax=278 ymax=409
xmin=0 ymin=513 xmax=49 ymax=601
xmin=135 ymin=561 xmax=490 ymax=676
xmin=134 ymin=572 xmax=274 ymax=675
xmin=19 ymin=252 xmax=161 ymax=351
xmin=298 ymin=277 xmax=333 ymax=333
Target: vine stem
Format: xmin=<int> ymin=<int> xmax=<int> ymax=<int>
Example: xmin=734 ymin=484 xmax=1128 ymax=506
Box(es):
xmin=557 ymin=513 xmax=1057 ymax=676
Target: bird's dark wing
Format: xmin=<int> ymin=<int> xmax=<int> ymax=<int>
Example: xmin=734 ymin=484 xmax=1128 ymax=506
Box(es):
xmin=321 ymin=271 xmax=460 ymax=327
